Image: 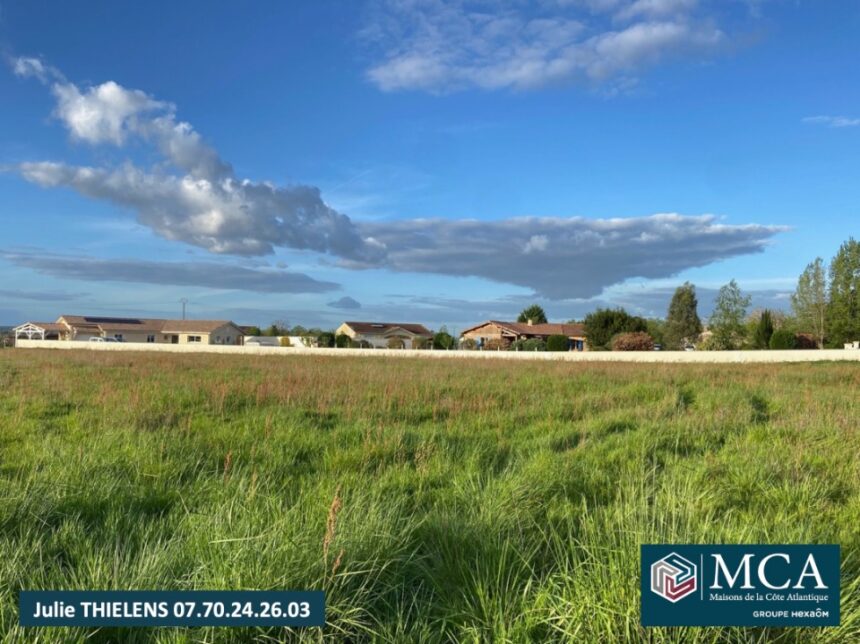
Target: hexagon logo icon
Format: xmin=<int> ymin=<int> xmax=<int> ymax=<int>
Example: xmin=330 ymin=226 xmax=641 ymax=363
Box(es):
xmin=651 ymin=552 xmax=697 ymax=603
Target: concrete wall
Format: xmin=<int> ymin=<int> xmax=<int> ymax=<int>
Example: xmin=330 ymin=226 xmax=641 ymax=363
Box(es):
xmin=12 ymin=339 xmax=860 ymax=363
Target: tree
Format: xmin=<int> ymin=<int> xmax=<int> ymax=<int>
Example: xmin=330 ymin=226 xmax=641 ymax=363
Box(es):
xmin=827 ymin=238 xmax=860 ymax=347
xmin=433 ymin=326 xmax=455 ymax=350
xmin=335 ymin=333 xmax=351 ymax=348
xmin=664 ymin=282 xmax=702 ymax=349
xmin=583 ymin=308 xmax=647 ymax=350
xmin=244 ymin=326 xmax=262 ymax=336
xmin=791 ymin=257 xmax=828 ymax=349
xmin=753 ymin=309 xmax=774 ymax=349
xmin=708 ymin=280 xmax=751 ymax=350
xmin=769 ymin=329 xmax=797 ymax=350
xmin=517 ymin=304 xmax=547 ymax=325
xmin=546 ymin=334 xmax=569 ymax=351
xmin=645 ymin=319 xmax=666 ymax=346
xmin=317 ymin=332 xmax=336 ymax=348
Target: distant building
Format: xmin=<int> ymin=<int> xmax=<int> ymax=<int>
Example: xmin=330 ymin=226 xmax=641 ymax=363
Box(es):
xmin=335 ymin=321 xmax=433 ymax=349
xmin=460 ymin=320 xmax=588 ymax=351
xmin=13 ymin=315 xmax=245 ymax=345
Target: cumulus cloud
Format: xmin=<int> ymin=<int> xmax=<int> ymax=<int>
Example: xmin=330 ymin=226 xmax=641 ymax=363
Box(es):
xmin=363 ymin=0 xmax=724 ymax=92
xmin=803 ymin=115 xmax=860 ymax=128
xmin=12 ymin=59 xmax=382 ymax=260
xmin=1 ymin=251 xmax=339 ymax=293
xmin=355 ymin=214 xmax=786 ymax=299
xmin=327 ymin=296 xmax=362 ymax=309
xmin=9 ymin=57 xmax=787 ymax=300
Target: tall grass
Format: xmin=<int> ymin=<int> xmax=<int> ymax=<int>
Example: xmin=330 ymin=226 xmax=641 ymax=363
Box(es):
xmin=0 ymin=350 xmax=858 ymax=642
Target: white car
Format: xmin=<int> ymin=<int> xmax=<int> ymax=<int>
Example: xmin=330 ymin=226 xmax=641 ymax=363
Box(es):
xmin=89 ymin=337 xmax=119 ymax=343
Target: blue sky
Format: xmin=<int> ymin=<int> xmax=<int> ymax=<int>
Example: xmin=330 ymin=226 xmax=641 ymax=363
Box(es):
xmin=1 ymin=0 xmax=858 ymax=331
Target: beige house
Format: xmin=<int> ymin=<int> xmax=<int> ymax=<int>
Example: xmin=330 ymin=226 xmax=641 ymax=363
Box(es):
xmin=335 ymin=321 xmax=433 ymax=349
xmin=460 ymin=320 xmax=588 ymax=351
xmin=14 ymin=315 xmax=245 ymax=345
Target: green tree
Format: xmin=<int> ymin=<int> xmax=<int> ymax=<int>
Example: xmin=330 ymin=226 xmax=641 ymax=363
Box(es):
xmin=546 ymin=335 xmax=569 ymax=351
xmin=433 ymin=326 xmax=455 ymax=350
xmin=791 ymin=257 xmax=828 ymax=349
xmin=664 ymin=282 xmax=702 ymax=349
xmin=244 ymin=326 xmax=262 ymax=336
xmin=645 ymin=319 xmax=666 ymax=346
xmin=517 ymin=304 xmax=547 ymax=325
xmin=827 ymin=238 xmax=860 ymax=347
xmin=769 ymin=329 xmax=797 ymax=350
xmin=708 ymin=280 xmax=751 ymax=350
xmin=335 ymin=333 xmax=351 ymax=348
xmin=583 ymin=308 xmax=648 ymax=350
xmin=317 ymin=332 xmax=336 ymax=348
xmin=753 ymin=309 xmax=774 ymax=349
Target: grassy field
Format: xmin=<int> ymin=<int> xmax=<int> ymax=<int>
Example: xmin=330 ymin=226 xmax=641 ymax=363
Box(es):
xmin=1 ymin=349 xmax=859 ymax=643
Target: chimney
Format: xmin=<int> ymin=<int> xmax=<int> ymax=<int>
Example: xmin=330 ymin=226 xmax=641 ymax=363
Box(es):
xmin=527 ymin=318 xmax=533 ymax=326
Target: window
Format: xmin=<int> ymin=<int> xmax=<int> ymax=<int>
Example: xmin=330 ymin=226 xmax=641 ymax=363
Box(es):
xmin=215 ymin=336 xmax=222 ymax=343
xmin=147 ymin=335 xmax=155 ymax=343
xmin=188 ymin=335 xmax=202 ymax=343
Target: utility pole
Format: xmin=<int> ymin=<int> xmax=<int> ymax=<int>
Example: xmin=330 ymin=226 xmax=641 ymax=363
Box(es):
xmin=180 ymin=298 xmax=188 ymax=320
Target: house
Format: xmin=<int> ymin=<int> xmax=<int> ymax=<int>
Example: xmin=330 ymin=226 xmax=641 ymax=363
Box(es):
xmin=335 ymin=321 xmax=433 ymax=349
xmin=14 ymin=316 xmax=245 ymax=345
xmin=460 ymin=320 xmax=588 ymax=351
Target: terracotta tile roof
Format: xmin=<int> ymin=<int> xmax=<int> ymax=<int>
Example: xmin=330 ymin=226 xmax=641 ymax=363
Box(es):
xmin=462 ymin=320 xmax=586 ymax=338
xmin=343 ymin=321 xmax=433 ymax=336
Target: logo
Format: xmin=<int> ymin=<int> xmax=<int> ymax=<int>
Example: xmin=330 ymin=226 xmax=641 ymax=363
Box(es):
xmin=641 ymin=545 xmax=840 ymax=627
xmin=650 ymin=552 xmax=697 ymax=603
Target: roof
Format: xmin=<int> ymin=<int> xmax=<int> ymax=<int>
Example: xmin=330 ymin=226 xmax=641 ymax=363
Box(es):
xmin=160 ymin=320 xmax=239 ymax=333
xmin=461 ymin=320 xmax=586 ymax=338
xmin=57 ymin=315 xmax=239 ymax=335
xmin=342 ymin=321 xmax=433 ymax=336
xmin=14 ymin=321 xmax=66 ymax=332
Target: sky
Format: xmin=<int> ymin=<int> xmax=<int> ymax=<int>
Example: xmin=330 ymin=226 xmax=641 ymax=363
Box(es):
xmin=1 ymin=0 xmax=858 ymax=332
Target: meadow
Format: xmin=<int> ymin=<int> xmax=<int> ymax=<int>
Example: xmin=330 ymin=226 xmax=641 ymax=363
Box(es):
xmin=0 ymin=349 xmax=859 ymax=643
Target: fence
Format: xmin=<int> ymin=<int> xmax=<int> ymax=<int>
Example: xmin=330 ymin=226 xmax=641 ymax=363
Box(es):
xmin=11 ymin=339 xmax=860 ymax=363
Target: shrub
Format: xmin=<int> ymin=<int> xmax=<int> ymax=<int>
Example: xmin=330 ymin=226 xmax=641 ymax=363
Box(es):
xmin=483 ymin=338 xmax=508 ymax=351
xmin=546 ymin=334 xmax=569 ymax=352
xmin=612 ymin=332 xmax=654 ymax=351
xmin=279 ymin=336 xmax=291 ymax=347
xmin=794 ymin=333 xmax=818 ymax=350
xmin=460 ymin=338 xmax=477 ymax=350
xmin=769 ymin=329 xmax=797 ymax=350
xmin=335 ymin=333 xmax=351 ymax=348
xmin=413 ymin=337 xmax=432 ymax=350
xmin=511 ymin=338 xmax=546 ymax=351
xmin=317 ymin=332 xmax=336 ymax=348
xmin=387 ymin=337 xmax=406 ymax=349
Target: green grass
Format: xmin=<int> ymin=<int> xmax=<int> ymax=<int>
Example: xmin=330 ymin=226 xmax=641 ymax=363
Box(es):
xmin=1 ymin=349 xmax=859 ymax=642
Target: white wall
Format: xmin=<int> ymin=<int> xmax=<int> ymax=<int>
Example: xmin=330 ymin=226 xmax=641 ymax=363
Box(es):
xmin=12 ymin=339 xmax=860 ymax=363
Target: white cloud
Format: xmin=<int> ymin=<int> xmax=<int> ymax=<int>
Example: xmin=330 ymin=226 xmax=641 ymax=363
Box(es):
xmin=2 ymin=251 xmax=340 ymax=293
xmin=615 ymin=0 xmax=697 ymax=22
xmin=12 ymin=57 xmax=383 ymax=261
xmin=364 ymin=0 xmax=724 ymax=92
xmin=9 ymin=57 xmax=787 ymax=300
xmin=803 ymin=115 xmax=860 ymax=128
xmin=354 ymin=214 xmax=787 ymax=299
xmin=52 ymin=81 xmax=166 ymax=146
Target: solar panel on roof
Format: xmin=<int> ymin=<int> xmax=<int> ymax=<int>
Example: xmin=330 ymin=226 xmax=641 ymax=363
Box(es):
xmin=83 ymin=317 xmax=143 ymax=325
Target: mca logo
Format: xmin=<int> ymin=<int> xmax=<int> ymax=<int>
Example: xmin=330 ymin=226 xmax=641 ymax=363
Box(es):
xmin=651 ymin=553 xmax=697 ymax=602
